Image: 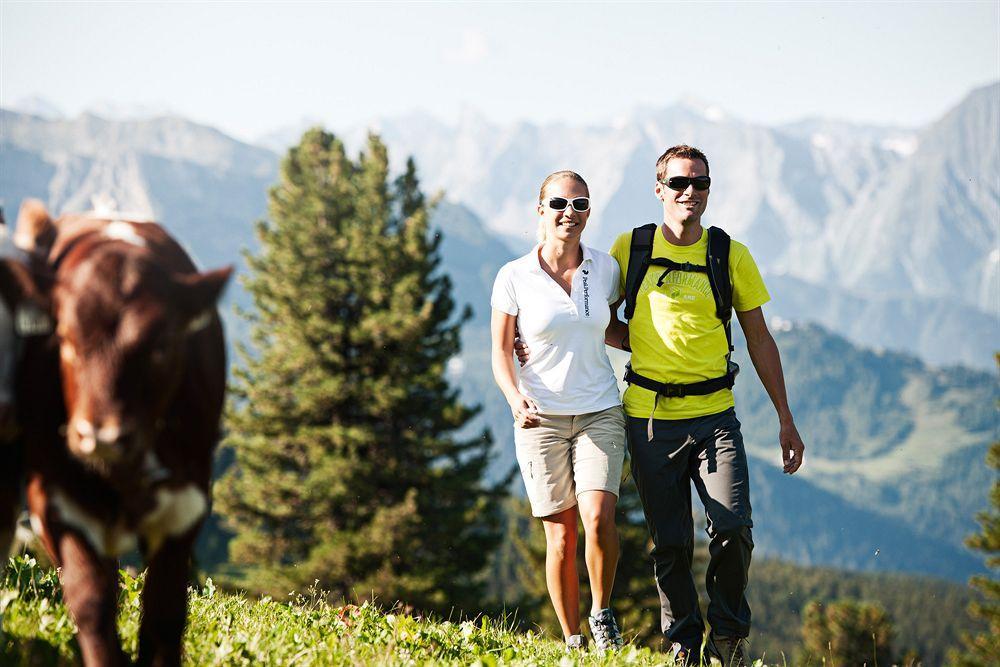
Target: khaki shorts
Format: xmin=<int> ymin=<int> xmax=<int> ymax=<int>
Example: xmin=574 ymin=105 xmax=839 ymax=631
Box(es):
xmin=514 ymin=405 xmax=627 ymax=518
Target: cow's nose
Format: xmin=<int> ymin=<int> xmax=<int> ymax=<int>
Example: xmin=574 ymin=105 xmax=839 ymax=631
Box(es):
xmin=97 ymin=421 xmax=123 ymax=446
xmin=73 ymin=418 xmax=132 ymax=457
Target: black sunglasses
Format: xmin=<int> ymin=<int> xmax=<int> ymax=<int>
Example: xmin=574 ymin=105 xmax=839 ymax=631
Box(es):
xmin=661 ymin=176 xmax=711 ymax=191
xmin=547 ymin=196 xmax=591 ymax=212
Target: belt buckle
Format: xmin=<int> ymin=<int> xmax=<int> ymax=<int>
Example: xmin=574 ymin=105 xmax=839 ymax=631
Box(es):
xmin=661 ymin=385 xmax=683 ymax=399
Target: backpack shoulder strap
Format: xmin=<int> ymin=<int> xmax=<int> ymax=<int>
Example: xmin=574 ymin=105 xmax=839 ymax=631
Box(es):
xmin=623 ymin=223 xmax=658 ymax=320
xmin=705 ymin=226 xmax=732 ymax=323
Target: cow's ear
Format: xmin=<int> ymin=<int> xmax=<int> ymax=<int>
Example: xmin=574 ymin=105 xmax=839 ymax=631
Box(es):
xmin=174 ymin=267 xmax=233 ymax=333
xmin=13 ymin=199 xmax=57 ymax=257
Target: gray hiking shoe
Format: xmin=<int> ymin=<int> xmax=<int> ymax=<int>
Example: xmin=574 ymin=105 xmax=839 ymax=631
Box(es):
xmin=588 ymin=608 xmax=624 ymax=652
xmin=565 ymin=633 xmax=588 ymax=651
xmin=705 ymin=632 xmax=749 ymax=666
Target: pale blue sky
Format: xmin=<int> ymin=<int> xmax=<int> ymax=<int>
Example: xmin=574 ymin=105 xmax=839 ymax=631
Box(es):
xmin=2 ymin=1 xmax=998 ymax=141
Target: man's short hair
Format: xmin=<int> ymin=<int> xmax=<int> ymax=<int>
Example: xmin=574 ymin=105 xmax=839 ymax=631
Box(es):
xmin=655 ymin=145 xmax=710 ymax=181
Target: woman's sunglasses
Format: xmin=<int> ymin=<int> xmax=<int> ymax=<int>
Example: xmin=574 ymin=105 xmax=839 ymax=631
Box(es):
xmin=546 ymin=196 xmax=591 ymax=212
xmin=661 ymin=176 xmax=711 ymax=191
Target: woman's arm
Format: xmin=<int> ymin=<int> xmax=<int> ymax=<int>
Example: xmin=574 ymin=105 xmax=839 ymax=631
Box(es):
xmin=491 ymin=308 xmax=540 ymax=428
xmin=604 ymin=297 xmax=630 ymax=351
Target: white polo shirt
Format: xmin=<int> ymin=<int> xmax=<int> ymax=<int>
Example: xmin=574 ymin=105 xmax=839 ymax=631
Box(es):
xmin=491 ymin=243 xmax=621 ymax=415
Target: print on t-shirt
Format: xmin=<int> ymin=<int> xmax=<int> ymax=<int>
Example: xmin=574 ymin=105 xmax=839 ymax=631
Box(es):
xmin=639 ymin=268 xmax=713 ymax=303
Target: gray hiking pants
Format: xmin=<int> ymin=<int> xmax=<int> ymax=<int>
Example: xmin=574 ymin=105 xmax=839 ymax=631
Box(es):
xmin=626 ymin=408 xmax=753 ymax=649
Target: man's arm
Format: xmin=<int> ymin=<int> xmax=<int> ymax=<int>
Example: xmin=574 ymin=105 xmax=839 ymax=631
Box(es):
xmin=735 ymin=307 xmax=805 ymax=474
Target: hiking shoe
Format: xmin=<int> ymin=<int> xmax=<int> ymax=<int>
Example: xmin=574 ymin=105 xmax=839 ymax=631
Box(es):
xmin=565 ymin=633 xmax=588 ymax=651
xmin=588 ymin=608 xmax=624 ymax=652
xmin=669 ymin=641 xmax=697 ymax=666
xmin=705 ymin=633 xmax=749 ymax=666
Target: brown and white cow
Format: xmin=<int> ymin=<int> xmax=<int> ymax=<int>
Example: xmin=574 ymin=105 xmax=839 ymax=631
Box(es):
xmin=15 ymin=201 xmax=231 ymax=666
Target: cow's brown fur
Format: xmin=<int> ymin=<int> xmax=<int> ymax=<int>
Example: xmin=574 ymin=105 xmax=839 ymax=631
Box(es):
xmin=17 ymin=205 xmax=231 ymax=666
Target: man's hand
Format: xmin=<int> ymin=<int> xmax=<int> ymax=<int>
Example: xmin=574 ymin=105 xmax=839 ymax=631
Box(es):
xmin=513 ymin=337 xmax=530 ymax=367
xmin=508 ymin=393 xmax=541 ymax=428
xmin=780 ymin=420 xmax=805 ymax=474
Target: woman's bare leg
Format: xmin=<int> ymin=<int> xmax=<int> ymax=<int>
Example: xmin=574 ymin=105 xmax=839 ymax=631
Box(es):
xmin=577 ymin=490 xmax=619 ymax=615
xmin=542 ymin=506 xmax=580 ymax=638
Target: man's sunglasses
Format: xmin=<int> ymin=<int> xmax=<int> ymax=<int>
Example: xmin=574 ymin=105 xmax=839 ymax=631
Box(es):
xmin=660 ymin=176 xmax=711 ymax=191
xmin=546 ymin=196 xmax=591 ymax=212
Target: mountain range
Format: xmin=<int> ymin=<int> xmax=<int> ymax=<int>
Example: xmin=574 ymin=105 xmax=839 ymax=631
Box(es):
xmin=1 ymin=86 xmax=997 ymax=581
xmin=304 ymin=84 xmax=998 ymax=369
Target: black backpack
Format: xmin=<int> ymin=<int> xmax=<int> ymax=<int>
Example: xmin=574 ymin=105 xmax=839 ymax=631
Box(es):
xmin=621 ymin=223 xmax=739 ymax=401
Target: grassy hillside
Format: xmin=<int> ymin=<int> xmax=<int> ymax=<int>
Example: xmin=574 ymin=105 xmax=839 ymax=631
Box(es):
xmin=1 ymin=556 xmax=676 ymax=666
xmin=5 ymin=546 xmax=977 ymax=666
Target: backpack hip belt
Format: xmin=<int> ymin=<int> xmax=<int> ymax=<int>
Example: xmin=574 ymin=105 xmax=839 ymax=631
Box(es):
xmin=623 ymin=362 xmax=738 ymax=400
xmin=624 ymin=361 xmax=740 ymax=441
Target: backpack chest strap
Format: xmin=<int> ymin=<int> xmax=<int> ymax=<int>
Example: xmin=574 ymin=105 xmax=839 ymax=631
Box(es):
xmin=645 ymin=257 xmax=708 ymax=286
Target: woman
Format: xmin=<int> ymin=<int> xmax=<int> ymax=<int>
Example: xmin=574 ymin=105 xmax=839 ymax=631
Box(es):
xmin=490 ymin=171 xmax=626 ymax=652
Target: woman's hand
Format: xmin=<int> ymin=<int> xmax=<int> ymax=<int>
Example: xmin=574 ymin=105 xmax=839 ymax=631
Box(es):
xmin=508 ymin=393 xmax=541 ymax=428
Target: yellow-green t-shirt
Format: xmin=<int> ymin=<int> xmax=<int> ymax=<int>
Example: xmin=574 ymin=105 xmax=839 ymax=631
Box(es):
xmin=609 ymin=226 xmax=770 ymax=420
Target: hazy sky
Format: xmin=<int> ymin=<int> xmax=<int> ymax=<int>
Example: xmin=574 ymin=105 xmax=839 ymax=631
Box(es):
xmin=2 ymin=1 xmax=998 ymax=141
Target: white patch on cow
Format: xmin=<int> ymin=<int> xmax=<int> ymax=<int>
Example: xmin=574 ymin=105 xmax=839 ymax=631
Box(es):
xmin=49 ymin=490 xmax=137 ymax=557
xmin=29 ymin=513 xmax=44 ymax=539
xmin=103 ymin=221 xmax=147 ymax=248
xmin=139 ymin=485 xmax=206 ymax=556
xmin=186 ymin=310 xmax=213 ymax=334
xmin=14 ymin=523 xmax=35 ymax=551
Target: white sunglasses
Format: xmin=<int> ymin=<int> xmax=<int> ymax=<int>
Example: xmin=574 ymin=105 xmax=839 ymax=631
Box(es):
xmin=545 ymin=196 xmax=590 ymax=212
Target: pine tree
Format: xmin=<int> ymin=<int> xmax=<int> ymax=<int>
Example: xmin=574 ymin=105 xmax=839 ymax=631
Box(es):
xmin=216 ymin=128 xmax=505 ymax=614
xmin=949 ymin=436 xmax=1000 ymax=666
xmin=800 ymin=599 xmax=894 ymax=665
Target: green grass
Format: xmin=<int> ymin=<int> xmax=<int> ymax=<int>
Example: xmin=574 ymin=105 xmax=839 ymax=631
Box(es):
xmin=2 ymin=556 xmax=718 ymax=666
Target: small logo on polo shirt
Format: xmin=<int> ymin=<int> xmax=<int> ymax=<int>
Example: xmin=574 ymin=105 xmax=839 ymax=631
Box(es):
xmin=582 ymin=273 xmax=591 ymax=316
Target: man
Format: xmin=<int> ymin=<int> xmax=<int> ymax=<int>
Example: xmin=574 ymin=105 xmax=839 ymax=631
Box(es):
xmin=606 ymin=145 xmax=805 ymax=664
